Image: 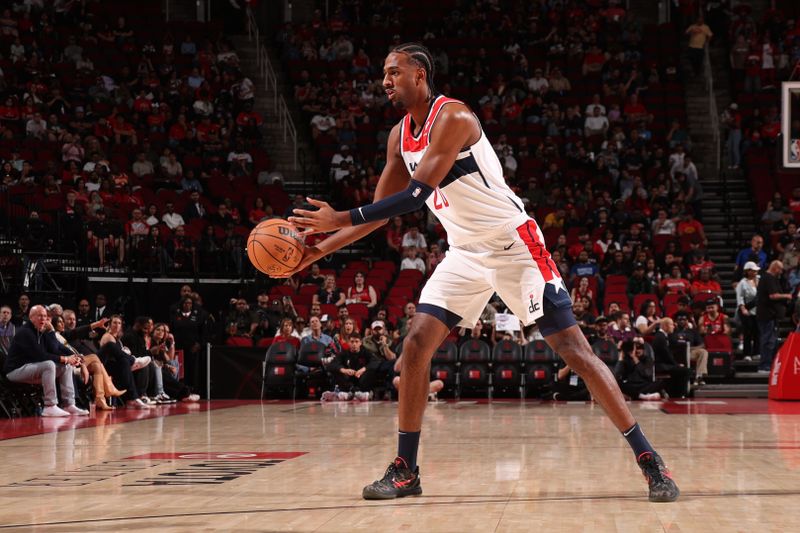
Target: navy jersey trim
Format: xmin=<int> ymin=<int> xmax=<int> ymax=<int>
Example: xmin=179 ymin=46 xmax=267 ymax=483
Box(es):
xmin=440 ymin=153 xmax=480 ymax=188
xmin=409 ymin=96 xmax=439 ymax=141
xmin=506 ymin=195 xmax=523 ymax=212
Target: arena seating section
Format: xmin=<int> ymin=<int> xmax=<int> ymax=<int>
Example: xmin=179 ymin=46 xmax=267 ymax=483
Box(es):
xmin=0 ymin=0 xmax=279 ymax=271
xmin=735 ymin=2 xmax=800 ymax=223
xmin=271 ymin=1 xmax=720 ymax=327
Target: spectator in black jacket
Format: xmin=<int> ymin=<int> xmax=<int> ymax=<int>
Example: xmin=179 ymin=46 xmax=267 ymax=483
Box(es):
xmin=98 ymin=315 xmax=152 ymax=409
xmin=75 ymin=298 xmax=93 ymax=327
xmin=3 ymin=305 xmax=89 ymax=417
xmin=613 ymin=338 xmax=665 ymax=401
xmin=62 ymin=309 xmax=108 ymax=349
xmin=651 ymin=318 xmax=691 ymax=397
xmin=756 ymin=260 xmax=792 ymax=373
xmin=121 ymin=316 xmax=155 ymax=403
xmin=170 ymin=297 xmax=205 ymax=393
xmin=328 ymin=332 xmax=378 ymax=400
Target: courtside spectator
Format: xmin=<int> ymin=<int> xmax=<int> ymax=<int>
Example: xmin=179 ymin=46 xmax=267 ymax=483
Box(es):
xmin=5 ymin=305 xmax=89 ymax=416
xmin=652 ymin=318 xmax=691 ymax=397
xmin=301 ymin=316 xmax=334 ymax=347
xmin=671 ymin=311 xmax=708 ymax=385
xmin=756 ymin=261 xmax=792 ymax=373
xmin=0 ymin=305 xmax=14 ymax=354
xmin=327 ymin=332 xmax=377 ymax=401
xmin=735 ymin=262 xmax=760 ymax=359
xmin=614 ymin=338 xmax=665 ymax=401
xmin=273 ymin=318 xmax=301 ymax=349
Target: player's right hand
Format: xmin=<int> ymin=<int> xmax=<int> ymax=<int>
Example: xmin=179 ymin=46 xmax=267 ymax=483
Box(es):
xmin=271 ymin=245 xmax=324 ymax=279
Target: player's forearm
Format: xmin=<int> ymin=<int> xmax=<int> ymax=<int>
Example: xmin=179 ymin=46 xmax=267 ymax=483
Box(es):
xmin=317 ymin=220 xmax=387 ymax=257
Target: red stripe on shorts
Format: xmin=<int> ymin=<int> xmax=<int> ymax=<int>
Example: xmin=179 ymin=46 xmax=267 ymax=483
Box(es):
xmin=516 ymin=220 xmax=560 ymax=282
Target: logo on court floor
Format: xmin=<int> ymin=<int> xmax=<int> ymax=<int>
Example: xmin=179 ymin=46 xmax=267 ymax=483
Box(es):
xmin=5 ymin=452 xmax=307 ymax=488
xmin=123 ymin=452 xmax=308 ymax=486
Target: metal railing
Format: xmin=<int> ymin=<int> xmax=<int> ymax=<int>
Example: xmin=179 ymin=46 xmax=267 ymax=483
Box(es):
xmin=246 ymin=7 xmax=298 ymax=171
xmin=704 ymin=44 xmax=721 ymax=175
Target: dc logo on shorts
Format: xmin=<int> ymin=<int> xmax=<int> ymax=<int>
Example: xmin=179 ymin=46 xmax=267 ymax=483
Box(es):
xmin=528 ymin=293 xmax=541 ymax=314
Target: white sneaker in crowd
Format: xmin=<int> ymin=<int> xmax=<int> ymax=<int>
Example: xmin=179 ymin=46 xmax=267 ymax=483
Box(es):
xmin=320 ymin=391 xmax=336 ymax=402
xmin=64 ymin=405 xmax=90 ymax=416
xmin=354 ymin=391 xmax=371 ymax=401
xmin=181 ymin=393 xmax=200 ymax=402
xmin=337 ymin=391 xmax=352 ymax=401
xmin=131 ymin=356 xmax=152 ymax=371
xmin=638 ymin=392 xmax=661 ymax=401
xmin=428 ymin=392 xmax=439 ymax=403
xmin=154 ymin=393 xmax=176 ymax=404
xmin=127 ymin=399 xmax=154 ymax=409
xmin=41 ymin=405 xmax=70 ymax=417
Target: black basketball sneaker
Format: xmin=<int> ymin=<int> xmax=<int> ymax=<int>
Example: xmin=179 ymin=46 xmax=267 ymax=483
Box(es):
xmin=637 ymin=451 xmax=680 ymax=502
xmin=362 ymin=457 xmax=422 ymax=500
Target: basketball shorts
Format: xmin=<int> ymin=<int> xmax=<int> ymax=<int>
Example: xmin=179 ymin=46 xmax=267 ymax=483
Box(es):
xmin=418 ymin=219 xmax=576 ymax=336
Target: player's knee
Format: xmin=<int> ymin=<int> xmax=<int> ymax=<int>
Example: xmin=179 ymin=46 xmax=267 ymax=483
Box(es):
xmin=41 ymin=360 xmax=56 ymax=372
xmin=400 ymin=332 xmax=430 ymax=370
xmin=556 ymin=338 xmax=595 ymax=376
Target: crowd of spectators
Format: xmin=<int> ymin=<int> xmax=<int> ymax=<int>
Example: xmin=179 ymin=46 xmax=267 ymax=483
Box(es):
xmin=0 ymin=289 xmax=203 ymax=415
xmin=0 ymin=0 xmax=283 ymax=273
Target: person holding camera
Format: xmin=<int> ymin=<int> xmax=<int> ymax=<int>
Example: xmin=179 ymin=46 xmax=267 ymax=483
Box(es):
xmin=735 ymin=261 xmax=760 ymax=359
xmin=613 ymin=337 xmax=666 ymax=401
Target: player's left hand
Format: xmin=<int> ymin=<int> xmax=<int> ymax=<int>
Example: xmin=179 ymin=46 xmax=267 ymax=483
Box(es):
xmin=289 ymin=198 xmax=345 ymax=236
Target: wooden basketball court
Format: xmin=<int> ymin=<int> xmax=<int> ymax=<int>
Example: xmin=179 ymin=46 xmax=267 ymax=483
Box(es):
xmin=0 ymin=399 xmax=798 ymax=531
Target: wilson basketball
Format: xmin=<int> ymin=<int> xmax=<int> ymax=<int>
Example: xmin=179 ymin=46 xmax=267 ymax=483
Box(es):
xmin=247 ymin=219 xmax=305 ymax=276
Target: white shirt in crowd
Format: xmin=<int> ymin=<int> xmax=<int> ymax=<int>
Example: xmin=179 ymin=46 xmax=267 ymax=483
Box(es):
xmin=401 ymin=232 xmax=427 ymax=250
xmin=400 ymin=256 xmax=426 ymax=274
xmin=162 ymin=212 xmax=186 ymax=230
xmin=584 ymin=115 xmax=609 ymax=133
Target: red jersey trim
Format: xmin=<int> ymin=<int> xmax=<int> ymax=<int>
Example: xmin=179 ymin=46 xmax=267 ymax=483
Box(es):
xmin=401 ymin=96 xmax=463 ymax=153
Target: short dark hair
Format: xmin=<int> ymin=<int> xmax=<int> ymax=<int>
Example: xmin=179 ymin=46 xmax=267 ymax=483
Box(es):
xmin=391 ymin=42 xmax=437 ymax=97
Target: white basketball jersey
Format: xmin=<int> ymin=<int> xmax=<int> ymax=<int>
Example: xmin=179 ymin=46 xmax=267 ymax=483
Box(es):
xmin=399 ymin=95 xmax=529 ymax=246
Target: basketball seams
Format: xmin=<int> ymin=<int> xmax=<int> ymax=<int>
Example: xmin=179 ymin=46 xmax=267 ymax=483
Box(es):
xmin=247 ymin=239 xmax=271 ymax=273
xmin=247 ymin=220 xmax=305 ymax=275
xmin=251 ymin=238 xmax=291 ymax=269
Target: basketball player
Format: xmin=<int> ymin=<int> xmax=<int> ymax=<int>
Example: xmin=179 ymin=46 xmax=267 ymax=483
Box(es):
xmin=285 ymin=43 xmax=679 ymax=503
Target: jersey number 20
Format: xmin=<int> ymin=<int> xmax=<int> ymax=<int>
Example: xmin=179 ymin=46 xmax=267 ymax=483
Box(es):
xmin=433 ymin=188 xmax=449 ymax=210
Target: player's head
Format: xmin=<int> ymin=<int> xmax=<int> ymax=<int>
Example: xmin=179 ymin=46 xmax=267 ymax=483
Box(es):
xmin=384 ymin=42 xmax=436 ymax=109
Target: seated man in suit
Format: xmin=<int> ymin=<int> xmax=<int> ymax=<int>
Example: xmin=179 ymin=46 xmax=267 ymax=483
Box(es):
xmin=4 ymin=305 xmax=89 ymax=417
xmin=651 ymin=318 xmax=691 ymax=397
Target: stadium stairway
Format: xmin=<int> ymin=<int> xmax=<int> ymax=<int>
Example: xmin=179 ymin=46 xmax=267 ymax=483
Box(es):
xmin=702 ymin=169 xmax=756 ymax=310
xmin=231 ymin=35 xmax=318 ymax=193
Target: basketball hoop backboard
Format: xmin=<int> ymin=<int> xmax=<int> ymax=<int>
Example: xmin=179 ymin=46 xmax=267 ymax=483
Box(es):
xmin=781 ymin=82 xmax=800 ymax=169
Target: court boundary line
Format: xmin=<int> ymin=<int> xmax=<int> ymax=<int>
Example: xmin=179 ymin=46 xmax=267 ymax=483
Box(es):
xmin=3 ymin=489 xmax=800 ymax=529
xmin=0 ymin=401 xmax=252 ymax=442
